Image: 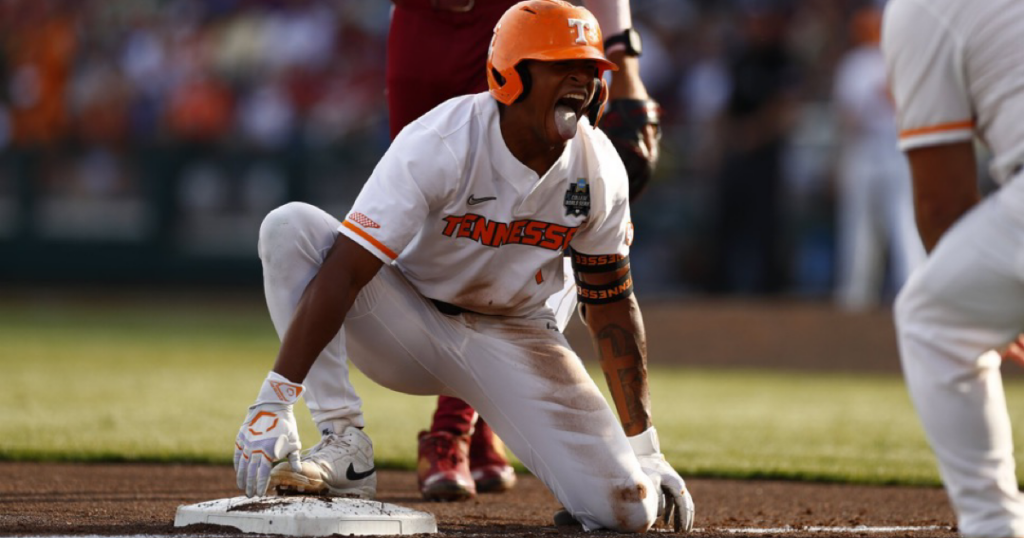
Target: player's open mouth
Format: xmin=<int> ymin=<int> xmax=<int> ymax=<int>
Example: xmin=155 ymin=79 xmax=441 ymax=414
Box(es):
xmin=556 ymin=92 xmax=587 ymax=117
xmin=553 ymin=90 xmax=588 ymax=140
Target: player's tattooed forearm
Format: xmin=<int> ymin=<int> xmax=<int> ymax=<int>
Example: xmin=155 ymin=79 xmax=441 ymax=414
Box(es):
xmin=597 ymin=324 xmax=651 ymax=434
xmin=597 ymin=323 xmax=636 ymax=357
xmin=609 ymin=366 xmax=648 ymax=433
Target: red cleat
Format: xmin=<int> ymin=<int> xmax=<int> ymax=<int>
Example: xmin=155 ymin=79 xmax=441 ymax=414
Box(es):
xmin=416 ymin=430 xmax=476 ymax=502
xmin=469 ymin=423 xmax=516 ymax=493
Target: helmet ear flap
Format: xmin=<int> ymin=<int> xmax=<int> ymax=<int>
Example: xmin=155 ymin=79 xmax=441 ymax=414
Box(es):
xmin=491 ymin=67 xmax=506 ymax=86
xmin=586 ymin=77 xmax=608 ymax=126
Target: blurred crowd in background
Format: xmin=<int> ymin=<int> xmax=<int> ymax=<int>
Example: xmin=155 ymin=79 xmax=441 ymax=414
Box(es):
xmin=0 ymin=0 xmax=935 ymax=309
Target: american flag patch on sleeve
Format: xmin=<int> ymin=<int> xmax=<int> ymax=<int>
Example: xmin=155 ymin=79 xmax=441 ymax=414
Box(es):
xmin=349 ymin=212 xmax=380 ymax=229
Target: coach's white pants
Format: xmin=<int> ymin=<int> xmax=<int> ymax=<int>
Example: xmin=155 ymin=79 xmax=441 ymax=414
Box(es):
xmin=836 ymin=138 xmax=925 ymax=311
xmin=894 ymin=177 xmax=1024 ymax=538
xmin=258 ymin=202 xmax=658 ymax=532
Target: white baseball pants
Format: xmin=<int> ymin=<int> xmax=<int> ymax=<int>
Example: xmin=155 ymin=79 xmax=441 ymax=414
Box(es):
xmin=258 ymin=202 xmax=659 ymax=532
xmin=836 ymin=138 xmax=925 ymax=310
xmin=894 ymin=175 xmax=1024 ymax=538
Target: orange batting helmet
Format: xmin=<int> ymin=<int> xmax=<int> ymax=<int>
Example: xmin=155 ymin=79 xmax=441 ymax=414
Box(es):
xmin=486 ymin=0 xmax=618 ymax=106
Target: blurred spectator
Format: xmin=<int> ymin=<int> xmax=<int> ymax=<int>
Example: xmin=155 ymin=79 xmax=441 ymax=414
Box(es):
xmin=5 ymin=0 xmax=77 ymax=146
xmin=166 ymin=72 xmax=234 ymax=142
xmin=707 ymin=1 xmax=801 ymax=294
xmin=0 ymin=0 xmax=924 ymax=294
xmin=832 ymin=5 xmax=924 ymax=311
xmin=70 ymin=52 xmax=132 ymax=145
xmin=237 ymin=79 xmax=295 ymax=149
xmin=679 ymin=22 xmax=729 ymax=133
xmin=0 ymin=107 xmax=11 ymax=149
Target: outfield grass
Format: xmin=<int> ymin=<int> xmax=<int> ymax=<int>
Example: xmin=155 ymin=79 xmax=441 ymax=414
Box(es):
xmin=4 ymin=297 xmax=1024 ymax=486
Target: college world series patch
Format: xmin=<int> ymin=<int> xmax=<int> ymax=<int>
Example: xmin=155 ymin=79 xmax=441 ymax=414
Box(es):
xmin=564 ymin=178 xmax=591 ymax=217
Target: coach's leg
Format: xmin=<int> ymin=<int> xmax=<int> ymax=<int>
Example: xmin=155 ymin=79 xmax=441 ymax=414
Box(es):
xmin=894 ymin=193 xmax=1024 ymax=538
xmin=258 ymin=202 xmax=366 ymax=431
xmin=836 ymin=146 xmax=882 ymax=310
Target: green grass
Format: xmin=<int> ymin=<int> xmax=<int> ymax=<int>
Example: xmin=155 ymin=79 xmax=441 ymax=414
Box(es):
xmin=3 ymin=297 xmax=1024 ymax=486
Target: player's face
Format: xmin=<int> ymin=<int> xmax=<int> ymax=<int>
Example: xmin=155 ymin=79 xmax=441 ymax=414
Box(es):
xmin=522 ymin=59 xmax=598 ymax=145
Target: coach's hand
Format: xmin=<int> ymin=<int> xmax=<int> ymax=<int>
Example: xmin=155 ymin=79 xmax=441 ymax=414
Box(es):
xmin=628 ymin=427 xmax=695 ymax=532
xmin=233 ymin=372 xmax=304 ymax=497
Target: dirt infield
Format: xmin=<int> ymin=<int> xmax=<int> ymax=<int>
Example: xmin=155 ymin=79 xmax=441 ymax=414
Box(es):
xmin=0 ymin=462 xmax=955 ymax=537
xmin=0 ymin=300 xmax=965 ymax=537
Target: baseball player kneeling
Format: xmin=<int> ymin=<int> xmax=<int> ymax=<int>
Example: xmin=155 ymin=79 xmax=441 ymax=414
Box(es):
xmin=232 ymin=0 xmax=694 ymax=532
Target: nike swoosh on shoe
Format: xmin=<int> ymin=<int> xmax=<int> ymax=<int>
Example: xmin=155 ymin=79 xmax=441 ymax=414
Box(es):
xmin=346 ymin=463 xmax=376 ymax=481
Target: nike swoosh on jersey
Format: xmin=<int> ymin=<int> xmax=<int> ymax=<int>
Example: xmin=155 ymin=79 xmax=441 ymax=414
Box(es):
xmin=346 ymin=462 xmax=376 ymax=481
xmin=467 ymin=195 xmax=497 ymax=206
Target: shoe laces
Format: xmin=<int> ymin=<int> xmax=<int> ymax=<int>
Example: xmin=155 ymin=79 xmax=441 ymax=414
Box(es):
xmin=423 ymin=433 xmax=466 ymax=467
xmin=304 ymin=431 xmax=351 ymax=460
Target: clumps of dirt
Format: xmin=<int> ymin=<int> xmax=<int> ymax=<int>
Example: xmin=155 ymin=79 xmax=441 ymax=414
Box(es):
xmin=226 ymin=495 xmax=364 ymax=514
xmin=226 ymin=500 xmax=280 ymax=513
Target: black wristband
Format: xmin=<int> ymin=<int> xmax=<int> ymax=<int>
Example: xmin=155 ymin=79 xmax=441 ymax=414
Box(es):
xmin=576 ymin=272 xmax=635 ymax=305
xmin=571 ymin=251 xmax=630 ymax=273
xmin=604 ymin=28 xmax=642 ymax=57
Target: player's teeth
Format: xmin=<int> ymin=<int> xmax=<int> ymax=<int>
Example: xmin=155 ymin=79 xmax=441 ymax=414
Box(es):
xmin=560 ymin=93 xmax=584 ymax=106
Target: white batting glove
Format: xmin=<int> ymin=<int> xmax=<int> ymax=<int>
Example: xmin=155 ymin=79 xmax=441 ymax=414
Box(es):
xmin=628 ymin=427 xmax=695 ymax=533
xmin=233 ymin=371 xmax=304 ymax=497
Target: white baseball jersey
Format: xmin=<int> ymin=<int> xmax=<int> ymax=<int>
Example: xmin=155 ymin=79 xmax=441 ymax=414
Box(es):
xmin=882 ymin=0 xmax=1024 ymax=184
xmin=337 ymin=91 xmax=632 ymax=317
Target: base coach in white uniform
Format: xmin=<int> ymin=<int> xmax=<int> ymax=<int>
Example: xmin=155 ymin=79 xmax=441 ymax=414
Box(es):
xmin=230 ymin=1 xmax=694 ymax=532
xmin=884 ymin=0 xmax=1024 ymax=536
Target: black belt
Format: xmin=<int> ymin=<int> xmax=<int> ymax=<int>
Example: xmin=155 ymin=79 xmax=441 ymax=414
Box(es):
xmin=431 ymin=299 xmax=471 ymax=316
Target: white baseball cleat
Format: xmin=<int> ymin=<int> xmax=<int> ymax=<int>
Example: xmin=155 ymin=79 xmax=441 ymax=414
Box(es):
xmin=269 ymin=426 xmax=377 ymax=499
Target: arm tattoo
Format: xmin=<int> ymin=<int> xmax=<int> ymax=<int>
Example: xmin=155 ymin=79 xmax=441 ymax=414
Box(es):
xmin=597 ymin=324 xmax=651 ymax=435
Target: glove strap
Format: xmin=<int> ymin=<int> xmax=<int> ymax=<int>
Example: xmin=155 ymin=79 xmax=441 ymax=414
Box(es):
xmin=254 ymin=371 xmax=304 ymax=406
xmin=627 ymin=426 xmax=661 ymax=456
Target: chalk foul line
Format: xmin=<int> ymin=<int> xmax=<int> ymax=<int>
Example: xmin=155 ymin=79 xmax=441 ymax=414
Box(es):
xmin=682 ymin=525 xmax=953 ymax=534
